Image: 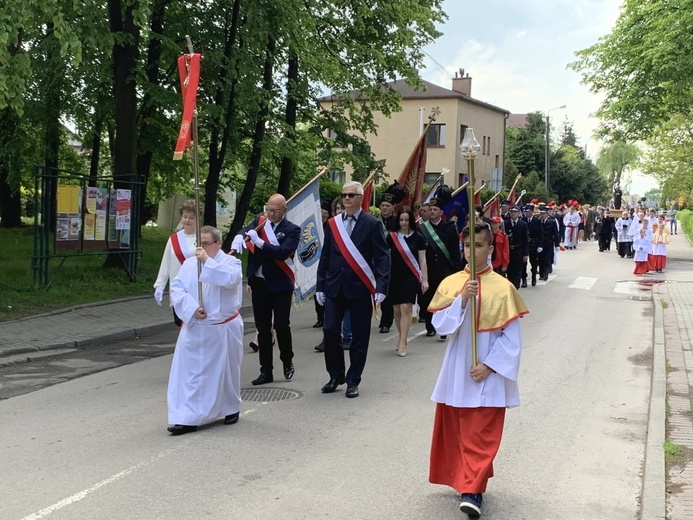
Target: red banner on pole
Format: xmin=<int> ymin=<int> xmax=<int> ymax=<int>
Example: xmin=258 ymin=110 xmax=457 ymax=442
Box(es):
xmin=396 ymin=131 xmax=428 ymax=209
xmin=173 ymin=53 xmax=201 ymax=160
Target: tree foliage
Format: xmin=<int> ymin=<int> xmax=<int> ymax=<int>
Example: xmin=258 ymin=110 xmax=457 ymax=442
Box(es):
xmin=596 ymin=141 xmax=640 ymax=192
xmin=570 ymin=0 xmax=693 ymax=140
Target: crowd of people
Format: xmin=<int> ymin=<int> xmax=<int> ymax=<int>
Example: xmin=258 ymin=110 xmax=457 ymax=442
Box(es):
xmin=151 ymin=186 xmax=678 ymax=517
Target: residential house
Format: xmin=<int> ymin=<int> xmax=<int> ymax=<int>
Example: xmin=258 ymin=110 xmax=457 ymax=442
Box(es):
xmin=318 ymin=69 xmax=510 ymax=191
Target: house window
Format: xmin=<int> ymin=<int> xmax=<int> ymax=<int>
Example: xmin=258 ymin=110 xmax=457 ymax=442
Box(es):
xmin=487 ymin=136 xmax=491 ymax=155
xmin=327 ymin=128 xmax=338 ymax=140
xmin=424 ymin=173 xmax=440 ymax=185
xmin=460 ymin=124 xmax=468 ymax=143
xmin=495 ymin=155 xmax=500 ymax=168
xmin=426 ymin=124 xmax=446 ymax=147
xmin=482 ymin=136 xmax=487 ymax=155
xmin=329 ymin=170 xmax=345 ymax=183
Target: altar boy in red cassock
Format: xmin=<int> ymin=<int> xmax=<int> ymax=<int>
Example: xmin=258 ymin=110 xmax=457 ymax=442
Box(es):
xmin=428 ymin=223 xmax=528 ymax=517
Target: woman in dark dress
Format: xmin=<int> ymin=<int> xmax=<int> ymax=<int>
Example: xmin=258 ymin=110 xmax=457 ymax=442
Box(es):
xmin=386 ymin=207 xmax=428 ymax=357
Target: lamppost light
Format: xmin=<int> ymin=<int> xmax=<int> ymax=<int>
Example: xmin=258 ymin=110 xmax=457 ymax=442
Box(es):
xmin=460 ymin=128 xmax=481 ymax=157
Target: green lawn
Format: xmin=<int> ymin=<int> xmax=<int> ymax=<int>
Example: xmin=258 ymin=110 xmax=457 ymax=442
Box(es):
xmin=0 ymin=225 xmax=171 ymax=322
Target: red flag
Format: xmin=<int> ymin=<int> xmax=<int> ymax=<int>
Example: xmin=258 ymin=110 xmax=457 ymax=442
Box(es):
xmin=486 ymin=198 xmax=499 ymax=217
xmin=174 ymin=53 xmax=202 ymax=160
xmin=474 ymin=190 xmax=481 ymax=206
xmin=508 ymin=187 xmax=517 ymax=205
xmin=361 ymin=182 xmax=373 ymax=213
xmin=396 ymin=131 xmax=427 ymax=208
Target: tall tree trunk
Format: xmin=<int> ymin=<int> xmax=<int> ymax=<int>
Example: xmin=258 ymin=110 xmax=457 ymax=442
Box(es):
xmin=43 ymin=23 xmax=62 ymax=232
xmin=135 ymin=0 xmax=166 ymax=230
xmin=277 ymin=50 xmax=298 ymax=197
xmin=206 ymin=0 xmax=243 ymax=227
xmin=222 ymin=36 xmax=276 ymax=251
xmin=106 ymin=0 xmax=140 ymax=268
xmin=108 ymin=0 xmax=140 ymax=185
xmin=88 ymin=114 xmax=103 ymax=185
xmin=0 ymin=38 xmax=23 ymax=228
xmin=0 ymin=108 xmax=22 ymax=228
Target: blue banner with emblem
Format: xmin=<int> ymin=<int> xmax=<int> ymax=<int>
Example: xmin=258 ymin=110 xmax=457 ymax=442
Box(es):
xmin=286 ymin=177 xmax=323 ymax=308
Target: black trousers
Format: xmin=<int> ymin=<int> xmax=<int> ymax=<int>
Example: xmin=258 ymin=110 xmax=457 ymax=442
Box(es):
xmin=379 ymin=296 xmax=394 ymax=328
xmin=527 ymin=247 xmax=540 ymax=278
xmin=324 ymin=290 xmax=373 ymax=386
xmin=314 ymin=295 xmax=324 ymax=322
xmin=598 ymin=234 xmax=611 ymax=251
xmin=507 ymin=254 xmax=524 ymax=289
xmin=419 ymin=278 xmax=442 ymax=333
xmin=249 ymin=276 xmax=294 ymax=373
xmin=539 ymin=248 xmax=553 ymax=278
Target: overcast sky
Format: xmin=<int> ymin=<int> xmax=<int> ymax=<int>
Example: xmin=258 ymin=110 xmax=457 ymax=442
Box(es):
xmin=419 ymin=0 xmax=659 ymax=194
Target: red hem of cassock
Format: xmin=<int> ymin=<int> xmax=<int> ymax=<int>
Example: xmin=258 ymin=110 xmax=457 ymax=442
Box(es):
xmin=652 ymin=255 xmax=666 ymax=270
xmin=429 ymin=403 xmax=505 ymax=494
xmin=634 ymin=261 xmax=649 ymax=275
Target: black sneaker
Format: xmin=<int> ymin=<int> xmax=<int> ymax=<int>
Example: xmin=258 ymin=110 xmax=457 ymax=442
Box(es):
xmin=459 ymin=493 xmax=482 ymax=517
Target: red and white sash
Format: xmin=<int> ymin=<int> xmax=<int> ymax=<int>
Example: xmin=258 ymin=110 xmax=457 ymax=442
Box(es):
xmin=170 ymin=230 xmax=194 ymax=265
xmin=328 ymin=216 xmax=376 ymax=295
xmin=246 ymin=216 xmax=295 ymax=283
xmin=389 ymin=231 xmax=422 ymax=282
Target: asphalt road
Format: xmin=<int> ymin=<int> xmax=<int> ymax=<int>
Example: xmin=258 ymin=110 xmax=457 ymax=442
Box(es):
xmin=1 ymin=243 xmax=665 ymax=520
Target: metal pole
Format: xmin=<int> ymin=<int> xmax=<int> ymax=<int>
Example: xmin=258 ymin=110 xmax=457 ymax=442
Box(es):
xmin=192 ymin=110 xmax=203 ymax=309
xmin=545 ymin=115 xmax=550 ymax=192
xmin=465 ymin=156 xmax=478 ymax=368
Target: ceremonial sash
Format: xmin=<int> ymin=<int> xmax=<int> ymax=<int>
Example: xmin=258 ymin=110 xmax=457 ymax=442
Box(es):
xmin=173 ymin=53 xmax=201 ymax=160
xmin=170 ymin=230 xmax=194 ymax=265
xmin=214 ymin=311 xmax=240 ymax=325
xmin=328 ymin=216 xmax=376 ymax=295
xmin=246 ymin=216 xmax=296 ymax=283
xmin=390 ymin=231 xmax=422 ymax=281
xmin=420 ymin=221 xmax=451 ymax=262
xmin=566 ymin=225 xmax=577 ymax=242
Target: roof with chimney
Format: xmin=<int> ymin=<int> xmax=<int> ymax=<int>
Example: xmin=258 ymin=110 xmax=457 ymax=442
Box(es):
xmin=317 ymin=73 xmax=509 ymax=116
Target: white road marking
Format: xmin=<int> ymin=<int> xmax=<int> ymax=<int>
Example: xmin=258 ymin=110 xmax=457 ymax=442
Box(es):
xmin=535 ymin=273 xmax=558 ymax=285
xmin=568 ymin=276 xmax=598 ymax=290
xmin=20 ymin=407 xmax=260 ymax=520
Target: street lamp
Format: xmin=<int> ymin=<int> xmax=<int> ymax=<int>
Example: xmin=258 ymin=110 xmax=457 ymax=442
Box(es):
xmin=460 ymin=128 xmax=481 ymax=368
xmin=545 ymin=105 xmax=566 ymax=193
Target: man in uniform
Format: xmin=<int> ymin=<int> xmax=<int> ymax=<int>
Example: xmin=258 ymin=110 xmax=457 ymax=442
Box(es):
xmin=500 ymin=200 xmax=511 ymax=221
xmin=538 ymin=205 xmax=560 ymax=280
xmin=522 ymin=204 xmax=544 ymax=287
xmin=418 ymin=196 xmax=462 ymax=337
xmin=505 ymin=205 xmax=529 ymax=289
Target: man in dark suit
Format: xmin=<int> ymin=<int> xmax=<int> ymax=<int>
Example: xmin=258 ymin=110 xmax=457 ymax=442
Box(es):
xmin=505 ymin=205 xmax=529 ymax=289
xmin=538 ymin=205 xmax=560 ymax=280
xmin=316 ymin=181 xmax=390 ymax=398
xmin=232 ymin=194 xmax=300 ymax=386
xmin=522 ymin=204 xmax=544 ymax=286
xmin=377 ymin=192 xmax=398 ymax=334
xmin=418 ymin=197 xmax=462 ymax=337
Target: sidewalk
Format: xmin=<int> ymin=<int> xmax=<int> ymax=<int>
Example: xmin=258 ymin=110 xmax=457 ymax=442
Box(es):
xmin=1 ymin=233 xmax=692 ymax=518
xmin=0 ymin=291 xmax=254 ymax=367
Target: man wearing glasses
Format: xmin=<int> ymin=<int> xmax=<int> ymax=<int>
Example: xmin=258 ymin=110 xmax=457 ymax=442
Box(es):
xmin=167 ymin=226 xmax=244 ymax=435
xmin=316 ymin=181 xmax=390 ymax=398
xmin=231 ymin=194 xmax=300 ymax=386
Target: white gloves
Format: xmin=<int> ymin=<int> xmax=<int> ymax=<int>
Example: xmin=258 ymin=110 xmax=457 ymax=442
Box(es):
xmin=231 ymin=234 xmax=245 ymax=253
xmin=246 ymin=229 xmax=264 ymax=247
xmin=316 ymin=292 xmax=326 ymax=306
xmin=374 ymin=293 xmax=386 ymax=305
xmin=537 ymin=247 xmax=543 ymax=253
xmin=154 ymin=287 xmax=164 ymax=306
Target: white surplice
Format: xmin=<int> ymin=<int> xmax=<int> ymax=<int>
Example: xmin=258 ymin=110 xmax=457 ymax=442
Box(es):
xmin=431 ymin=295 xmax=522 ymax=409
xmin=167 ymin=251 xmax=244 ymax=426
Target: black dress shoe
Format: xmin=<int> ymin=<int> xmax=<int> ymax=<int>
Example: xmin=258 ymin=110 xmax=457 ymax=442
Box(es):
xmin=379 ymin=326 xmax=390 ymax=333
xmin=345 ymin=385 xmax=359 ymax=398
xmin=167 ymin=424 xmax=198 ymax=435
xmin=249 ymin=341 xmax=259 ymax=352
xmin=321 ymin=377 xmax=345 ymax=393
xmin=426 ymin=330 xmax=436 ymax=337
xmin=314 ymin=342 xmax=325 ymax=352
xmin=224 ymin=412 xmax=239 ymax=425
xmin=251 ymin=372 xmax=273 ymax=385
xmin=521 ymin=280 xmax=527 ymax=288
xmin=440 ymin=335 xmax=447 ymax=340
xmin=283 ymin=364 xmax=294 ymax=380
xmin=531 ymin=276 xmax=537 ymax=287
xmin=312 ymin=320 xmax=323 ymax=328
xmin=418 ymin=317 xmax=426 ymax=323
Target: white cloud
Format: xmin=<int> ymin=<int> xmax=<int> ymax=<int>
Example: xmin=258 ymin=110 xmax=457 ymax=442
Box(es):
xmin=421 ymin=0 xmax=623 ymax=144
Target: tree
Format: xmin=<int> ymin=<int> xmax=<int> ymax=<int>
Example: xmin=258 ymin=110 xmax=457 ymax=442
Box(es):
xmin=596 ymin=141 xmax=640 ymax=192
xmin=505 ymin=112 xmax=546 ymax=176
xmin=571 ymin=0 xmax=693 ymax=140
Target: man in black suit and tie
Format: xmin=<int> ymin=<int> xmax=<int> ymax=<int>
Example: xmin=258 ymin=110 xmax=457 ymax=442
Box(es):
xmin=232 ymin=194 xmax=300 ymax=386
xmin=316 ymin=181 xmax=390 ymax=398
xmin=505 ymin=205 xmax=529 ymax=289
xmin=522 ymin=204 xmax=545 ymax=286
